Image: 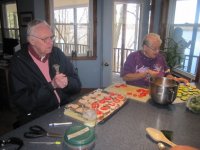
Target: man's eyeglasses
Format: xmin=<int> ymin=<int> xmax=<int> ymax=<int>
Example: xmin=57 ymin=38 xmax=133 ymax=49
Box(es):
xmin=0 ymin=137 xmax=23 ymax=150
xmin=29 ymin=35 xmax=55 ymax=43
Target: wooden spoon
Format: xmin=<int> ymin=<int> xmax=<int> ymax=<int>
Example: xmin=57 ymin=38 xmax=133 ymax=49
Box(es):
xmin=146 ymin=127 xmax=177 ymax=147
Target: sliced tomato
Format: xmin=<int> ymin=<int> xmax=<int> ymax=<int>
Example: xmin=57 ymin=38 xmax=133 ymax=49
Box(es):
xmin=114 ymin=98 xmax=121 ymax=103
xmin=127 ymin=92 xmax=132 ymax=95
xmin=96 ymin=109 xmax=103 ymax=115
xmin=99 ymin=99 xmax=106 ymax=104
xmin=136 ymin=89 xmax=142 ymax=92
xmin=117 ymin=94 xmax=124 ymax=99
xmin=108 ymin=102 xmax=116 ymax=106
xmin=109 ymin=92 xmax=115 ymax=96
xmin=104 ymin=96 xmax=112 ymax=101
xmin=100 ymin=106 xmax=110 ymax=110
xmin=115 ymin=85 xmax=121 ymax=88
xmin=137 ymin=88 xmax=146 ymax=92
xmin=133 ymin=94 xmax=137 ymax=97
xmin=91 ymin=102 xmax=99 ymax=109
xmin=138 ymin=93 xmax=147 ymax=97
xmin=120 ymin=84 xmax=127 ymax=87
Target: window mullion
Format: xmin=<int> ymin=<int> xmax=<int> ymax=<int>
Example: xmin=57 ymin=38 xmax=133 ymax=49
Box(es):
xmin=120 ymin=4 xmax=127 ymax=70
xmin=74 ymin=8 xmax=78 ymax=55
xmin=188 ymin=0 xmax=200 ymax=73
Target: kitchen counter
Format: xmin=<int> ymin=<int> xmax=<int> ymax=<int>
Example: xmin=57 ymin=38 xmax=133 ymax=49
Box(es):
xmin=1 ymin=99 xmax=200 ymax=149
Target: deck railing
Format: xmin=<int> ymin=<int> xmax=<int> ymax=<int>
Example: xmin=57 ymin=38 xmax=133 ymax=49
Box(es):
xmin=55 ymin=43 xmax=89 ymax=57
xmin=112 ymin=48 xmax=199 ymax=75
xmin=53 ymin=43 xmax=199 ymax=75
xmin=112 ymin=48 xmax=135 ymax=73
xmin=4 ymin=28 xmax=19 ymax=39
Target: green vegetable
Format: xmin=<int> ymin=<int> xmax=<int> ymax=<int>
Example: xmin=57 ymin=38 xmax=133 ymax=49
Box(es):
xmin=187 ymin=95 xmax=200 ymax=113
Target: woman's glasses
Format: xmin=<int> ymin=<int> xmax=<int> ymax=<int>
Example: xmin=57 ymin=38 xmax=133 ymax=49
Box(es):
xmin=146 ymin=44 xmax=160 ymax=52
xmin=0 ymin=137 xmax=23 ymax=150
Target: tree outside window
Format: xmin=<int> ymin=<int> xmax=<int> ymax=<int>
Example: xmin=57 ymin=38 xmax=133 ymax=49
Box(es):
xmin=53 ymin=0 xmax=93 ymax=58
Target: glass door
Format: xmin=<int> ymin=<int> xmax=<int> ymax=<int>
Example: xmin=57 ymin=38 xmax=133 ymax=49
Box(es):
xmin=112 ymin=2 xmax=141 ymax=74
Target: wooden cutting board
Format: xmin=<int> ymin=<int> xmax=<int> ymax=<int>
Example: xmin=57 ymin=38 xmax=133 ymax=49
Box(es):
xmin=104 ymin=83 xmax=188 ymax=104
xmin=104 ymin=83 xmax=150 ymax=103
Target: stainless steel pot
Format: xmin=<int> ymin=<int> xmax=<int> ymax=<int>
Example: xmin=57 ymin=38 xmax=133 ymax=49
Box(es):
xmin=150 ymin=77 xmax=179 ymax=105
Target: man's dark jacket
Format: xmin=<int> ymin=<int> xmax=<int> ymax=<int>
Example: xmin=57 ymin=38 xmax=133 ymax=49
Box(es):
xmin=10 ymin=45 xmax=81 ymax=126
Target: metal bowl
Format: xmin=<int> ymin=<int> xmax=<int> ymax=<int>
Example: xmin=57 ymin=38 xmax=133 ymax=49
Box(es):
xmin=150 ymin=77 xmax=179 ymax=105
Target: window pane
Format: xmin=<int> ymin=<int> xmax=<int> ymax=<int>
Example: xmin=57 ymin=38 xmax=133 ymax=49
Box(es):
xmin=5 ymin=4 xmax=18 ymax=28
xmin=4 ymin=3 xmax=19 ymax=39
xmin=55 ymin=24 xmax=74 ymax=56
xmin=77 ymin=7 xmax=88 ymax=24
xmin=113 ymin=2 xmax=141 ymax=73
xmin=173 ymin=26 xmax=193 ymax=55
xmin=194 ymin=29 xmax=200 ymax=56
xmin=53 ymin=0 xmax=92 ymax=57
xmin=113 ymin=3 xmax=140 ymax=50
xmin=113 ymin=4 xmax=123 ymax=48
xmin=77 ymin=25 xmax=88 ymax=45
xmin=168 ymin=0 xmax=200 ymax=78
xmin=54 ymin=9 xmax=74 ymax=23
xmin=174 ymin=0 xmax=197 ymax=24
xmin=55 ymin=25 xmax=74 ymax=43
xmin=199 ymin=7 xmax=200 ymax=24
xmin=125 ymin=4 xmax=140 ymax=50
xmin=170 ymin=25 xmax=194 ymax=74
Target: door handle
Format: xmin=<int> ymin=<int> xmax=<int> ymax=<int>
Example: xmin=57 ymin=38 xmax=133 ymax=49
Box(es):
xmin=104 ymin=62 xmax=109 ymax=66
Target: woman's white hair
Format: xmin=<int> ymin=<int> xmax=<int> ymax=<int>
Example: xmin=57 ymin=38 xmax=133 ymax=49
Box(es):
xmin=143 ymin=33 xmax=162 ymax=47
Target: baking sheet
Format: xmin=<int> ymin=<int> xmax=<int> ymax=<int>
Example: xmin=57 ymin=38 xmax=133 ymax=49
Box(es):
xmin=64 ymin=89 xmax=128 ymax=124
xmin=64 ymin=100 xmax=128 ymax=125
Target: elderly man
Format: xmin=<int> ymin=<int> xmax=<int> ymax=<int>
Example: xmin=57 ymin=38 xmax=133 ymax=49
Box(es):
xmin=121 ymin=33 xmax=188 ymax=87
xmin=10 ymin=19 xmax=81 ymax=127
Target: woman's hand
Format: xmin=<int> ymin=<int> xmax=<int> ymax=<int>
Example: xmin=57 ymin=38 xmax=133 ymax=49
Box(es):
xmin=147 ymin=69 xmax=159 ymax=78
xmin=166 ymin=75 xmax=189 ymax=85
xmin=174 ymin=77 xmax=189 ymax=85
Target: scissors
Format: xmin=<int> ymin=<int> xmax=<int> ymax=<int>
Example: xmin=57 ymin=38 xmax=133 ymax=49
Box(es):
xmin=24 ymin=125 xmax=62 ymax=138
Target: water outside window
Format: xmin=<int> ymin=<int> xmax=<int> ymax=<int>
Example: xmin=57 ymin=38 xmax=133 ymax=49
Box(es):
xmin=169 ymin=0 xmax=200 ymax=77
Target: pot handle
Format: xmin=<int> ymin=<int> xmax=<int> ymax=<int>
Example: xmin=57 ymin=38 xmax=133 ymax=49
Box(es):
xmin=169 ymin=89 xmax=175 ymax=102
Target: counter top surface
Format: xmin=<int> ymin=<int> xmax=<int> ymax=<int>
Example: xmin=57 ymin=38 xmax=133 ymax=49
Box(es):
xmin=1 ymin=100 xmax=200 ymax=150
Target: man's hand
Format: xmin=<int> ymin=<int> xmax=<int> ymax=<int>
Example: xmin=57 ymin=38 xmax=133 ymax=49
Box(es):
xmin=51 ymin=73 xmax=68 ymax=89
